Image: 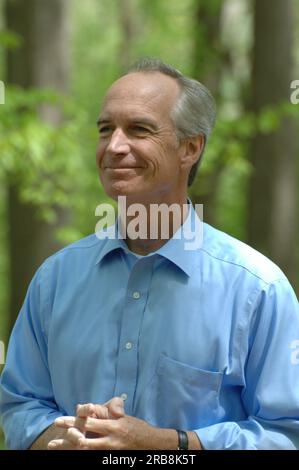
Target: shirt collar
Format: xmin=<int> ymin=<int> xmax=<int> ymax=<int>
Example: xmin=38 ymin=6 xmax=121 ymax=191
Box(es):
xmin=94 ymin=225 xmax=127 ymax=265
xmin=155 ymin=202 xmax=203 ymax=276
xmin=94 ymin=201 xmax=203 ymax=277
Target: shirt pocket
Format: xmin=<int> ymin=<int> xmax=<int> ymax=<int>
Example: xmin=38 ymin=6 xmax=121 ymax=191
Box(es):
xmin=143 ymin=354 xmax=223 ymax=429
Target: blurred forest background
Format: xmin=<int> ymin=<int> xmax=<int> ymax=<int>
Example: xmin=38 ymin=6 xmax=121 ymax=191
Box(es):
xmin=0 ymin=0 xmax=298 ymax=449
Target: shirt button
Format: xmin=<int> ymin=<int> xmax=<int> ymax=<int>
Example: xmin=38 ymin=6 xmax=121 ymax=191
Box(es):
xmin=120 ymin=393 xmax=128 ymax=401
xmin=125 ymin=342 xmax=133 ymax=350
xmin=132 ymin=291 xmax=140 ymax=299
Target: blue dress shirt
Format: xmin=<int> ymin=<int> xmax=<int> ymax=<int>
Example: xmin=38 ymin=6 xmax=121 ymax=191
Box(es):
xmin=0 ymin=204 xmax=299 ymax=450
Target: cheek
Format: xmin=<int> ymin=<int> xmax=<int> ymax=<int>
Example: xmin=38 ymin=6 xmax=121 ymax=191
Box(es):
xmin=95 ymin=142 xmax=105 ymax=168
xmin=153 ymin=143 xmax=180 ymax=173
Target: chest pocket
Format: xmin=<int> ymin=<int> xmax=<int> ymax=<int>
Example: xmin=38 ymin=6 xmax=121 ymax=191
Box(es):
xmin=142 ymin=354 xmax=223 ymax=429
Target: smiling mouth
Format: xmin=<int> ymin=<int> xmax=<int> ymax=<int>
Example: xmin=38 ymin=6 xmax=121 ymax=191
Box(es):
xmin=105 ymin=167 xmax=143 ymax=170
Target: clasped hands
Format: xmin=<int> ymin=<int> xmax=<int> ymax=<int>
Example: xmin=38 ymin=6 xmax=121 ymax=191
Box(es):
xmin=47 ymin=397 xmax=153 ymax=450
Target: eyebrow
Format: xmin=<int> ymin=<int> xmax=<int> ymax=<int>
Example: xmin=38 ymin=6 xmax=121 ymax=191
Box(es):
xmin=96 ymin=116 xmax=159 ymax=130
xmin=96 ymin=117 xmax=110 ymax=126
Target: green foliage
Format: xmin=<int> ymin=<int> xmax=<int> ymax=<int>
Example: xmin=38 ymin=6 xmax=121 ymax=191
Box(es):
xmin=0 ymin=0 xmax=298 ymax=346
xmin=256 ymin=102 xmax=299 ymax=134
xmin=0 ymin=85 xmax=108 ymax=237
xmin=0 ymin=185 xmax=8 ymax=345
xmin=258 ymin=107 xmax=281 ymax=133
xmin=0 ymin=29 xmax=21 ymax=49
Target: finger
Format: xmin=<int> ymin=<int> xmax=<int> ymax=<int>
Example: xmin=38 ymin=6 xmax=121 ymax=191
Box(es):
xmin=104 ymin=397 xmax=125 ymax=418
xmin=55 ymin=416 xmax=76 ymax=429
xmin=48 ymin=438 xmax=78 ymax=450
xmin=55 ymin=416 xmax=89 ymax=433
xmin=56 ymin=415 xmax=112 ymax=434
xmin=66 ymin=427 xmax=85 ymax=446
xmin=78 ymin=436 xmax=111 ymax=450
xmin=77 ymin=403 xmax=109 ymax=419
xmin=78 ymin=417 xmax=117 ymax=435
xmin=76 ymin=398 xmax=125 ymax=420
xmin=76 ymin=403 xmax=98 ymax=418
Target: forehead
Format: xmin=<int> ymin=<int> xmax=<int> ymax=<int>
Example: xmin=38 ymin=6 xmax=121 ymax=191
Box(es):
xmin=100 ymin=72 xmax=180 ymax=120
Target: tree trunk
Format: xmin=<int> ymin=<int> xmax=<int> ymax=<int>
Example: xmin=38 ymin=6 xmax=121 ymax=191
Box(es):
xmin=190 ymin=0 xmax=226 ymax=225
xmin=248 ymin=0 xmax=297 ymax=287
xmin=118 ymin=0 xmax=136 ymax=72
xmin=5 ymin=0 xmax=70 ymax=330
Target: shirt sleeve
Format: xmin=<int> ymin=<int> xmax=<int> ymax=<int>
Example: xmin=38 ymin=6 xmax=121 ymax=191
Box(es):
xmin=0 ymin=264 xmax=63 ymax=450
xmin=195 ymin=278 xmax=299 ymax=450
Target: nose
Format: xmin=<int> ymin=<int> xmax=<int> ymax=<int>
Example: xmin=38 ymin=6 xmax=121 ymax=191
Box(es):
xmin=106 ymin=128 xmax=130 ymax=155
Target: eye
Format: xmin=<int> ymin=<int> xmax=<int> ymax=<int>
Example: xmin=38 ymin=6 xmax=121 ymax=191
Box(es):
xmin=98 ymin=126 xmax=112 ymax=135
xmin=131 ymin=125 xmax=150 ymax=134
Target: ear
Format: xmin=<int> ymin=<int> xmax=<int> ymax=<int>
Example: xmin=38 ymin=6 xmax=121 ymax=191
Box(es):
xmin=180 ymin=134 xmax=205 ymax=171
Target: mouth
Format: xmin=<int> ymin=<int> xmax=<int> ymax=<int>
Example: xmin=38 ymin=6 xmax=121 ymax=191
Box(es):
xmin=104 ymin=165 xmax=142 ymax=170
xmin=104 ymin=167 xmax=143 ymax=171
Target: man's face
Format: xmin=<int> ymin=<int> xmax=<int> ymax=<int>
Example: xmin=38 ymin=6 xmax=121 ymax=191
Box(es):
xmin=96 ymin=72 xmax=188 ymax=203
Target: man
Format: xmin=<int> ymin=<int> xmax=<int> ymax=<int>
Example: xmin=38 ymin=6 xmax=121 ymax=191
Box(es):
xmin=0 ymin=58 xmax=298 ymax=450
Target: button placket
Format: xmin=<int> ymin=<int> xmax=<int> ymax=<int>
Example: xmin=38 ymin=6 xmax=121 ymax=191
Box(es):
xmin=114 ymin=257 xmax=155 ymax=414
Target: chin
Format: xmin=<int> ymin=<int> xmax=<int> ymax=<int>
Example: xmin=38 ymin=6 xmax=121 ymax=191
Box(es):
xmin=105 ymin=183 xmax=138 ymax=200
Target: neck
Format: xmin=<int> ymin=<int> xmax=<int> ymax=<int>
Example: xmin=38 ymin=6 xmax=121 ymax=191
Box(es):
xmin=118 ymin=193 xmax=189 ymax=256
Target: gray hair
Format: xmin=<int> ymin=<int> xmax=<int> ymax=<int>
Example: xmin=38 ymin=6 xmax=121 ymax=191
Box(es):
xmin=127 ymin=58 xmax=216 ymax=186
